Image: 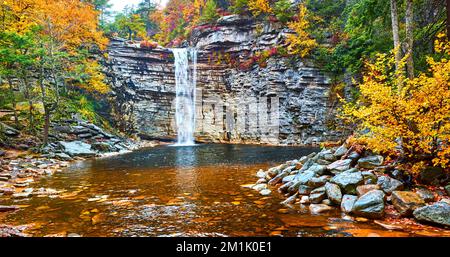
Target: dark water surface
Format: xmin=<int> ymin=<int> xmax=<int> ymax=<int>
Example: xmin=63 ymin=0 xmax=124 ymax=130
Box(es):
xmin=1 ymin=144 xmax=448 ymax=237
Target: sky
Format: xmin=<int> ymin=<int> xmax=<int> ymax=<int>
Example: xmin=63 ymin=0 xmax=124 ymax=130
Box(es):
xmin=109 ymin=0 xmax=168 ymax=13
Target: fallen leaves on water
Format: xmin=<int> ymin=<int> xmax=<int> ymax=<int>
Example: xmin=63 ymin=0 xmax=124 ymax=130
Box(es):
xmin=231 ymin=201 xmax=241 ymax=205
xmin=269 ymin=231 xmax=283 ymax=236
xmin=342 ymin=228 xmax=410 ymax=237
xmin=280 ymin=215 xmax=329 ymax=227
xmin=253 ymin=200 xmax=265 ymax=205
xmin=277 ymin=209 xmax=289 ymax=214
xmin=35 ymin=205 xmax=50 ymax=211
xmin=92 ymin=213 xmax=107 ymax=225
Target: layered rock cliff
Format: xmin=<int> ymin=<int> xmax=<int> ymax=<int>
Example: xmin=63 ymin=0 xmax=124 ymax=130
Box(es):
xmin=105 ymin=15 xmax=343 ymax=145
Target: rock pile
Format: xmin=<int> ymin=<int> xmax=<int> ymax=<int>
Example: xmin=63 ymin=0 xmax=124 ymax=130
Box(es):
xmin=252 ymin=144 xmax=450 ymax=228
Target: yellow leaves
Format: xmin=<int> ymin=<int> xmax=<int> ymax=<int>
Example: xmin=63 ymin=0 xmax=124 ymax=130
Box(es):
xmin=285 ymin=4 xmax=317 ymax=58
xmin=342 ymin=35 xmax=450 ymax=168
xmin=248 ymin=0 xmax=272 ymax=16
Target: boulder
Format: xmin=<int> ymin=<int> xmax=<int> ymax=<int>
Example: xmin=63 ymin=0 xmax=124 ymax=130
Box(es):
xmin=91 ymin=142 xmax=113 ymax=152
xmin=356 ymin=184 xmax=380 ymax=196
xmin=391 ymin=191 xmax=425 ymax=217
xmin=252 ymin=183 xmax=267 ymax=191
xmin=413 ymin=202 xmax=450 ymax=227
xmin=352 ymin=190 xmax=386 ymax=219
xmin=377 ymin=176 xmax=404 ymax=194
xmin=300 ymin=196 xmax=310 ymax=204
xmin=309 ymin=204 xmax=334 ymax=214
xmin=256 ymin=170 xmax=266 ymax=178
xmin=298 ymin=185 xmax=313 ymax=195
xmin=327 ymin=159 xmax=352 ymax=174
xmin=341 ymin=194 xmax=358 ymax=214
xmin=54 ymin=153 xmax=72 ymax=161
xmin=415 ymin=188 xmax=435 ymax=203
xmin=418 ymin=166 xmax=445 ymax=185
xmin=357 ymin=155 xmax=384 ymax=169
xmin=307 ymin=176 xmax=329 ymax=188
xmin=309 ymin=186 xmax=327 ymax=204
xmin=259 ymin=189 xmax=271 ymax=196
xmin=445 ymin=185 xmax=450 ymax=196
xmin=330 ymin=171 xmax=364 ymax=194
xmin=0 ymin=122 xmax=19 ymax=136
xmin=334 ymin=145 xmax=348 ymax=158
xmin=282 ymin=174 xmax=296 ymax=184
xmin=306 ymin=164 xmax=327 ymax=175
xmin=361 ymin=171 xmax=378 ymax=184
xmin=295 ymin=170 xmax=316 ymax=185
xmin=325 ymin=182 xmax=342 ymax=205
xmin=59 ymin=141 xmax=96 ymax=157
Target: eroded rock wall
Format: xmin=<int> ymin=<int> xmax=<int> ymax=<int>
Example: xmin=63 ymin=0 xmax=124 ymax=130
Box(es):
xmin=106 ymin=15 xmax=343 ymax=145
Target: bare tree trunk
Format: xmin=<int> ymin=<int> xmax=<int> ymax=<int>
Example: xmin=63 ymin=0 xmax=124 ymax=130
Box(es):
xmin=390 ymin=0 xmax=402 ymax=76
xmin=405 ymin=0 xmax=414 ymax=79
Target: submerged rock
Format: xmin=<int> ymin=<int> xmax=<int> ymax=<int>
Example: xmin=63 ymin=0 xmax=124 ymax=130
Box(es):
xmin=413 ymin=202 xmax=450 ymax=227
xmin=309 ymin=204 xmax=334 ymax=214
xmin=352 ymin=190 xmax=385 ymax=219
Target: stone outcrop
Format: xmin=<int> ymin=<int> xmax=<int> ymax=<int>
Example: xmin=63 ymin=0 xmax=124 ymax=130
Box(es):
xmin=106 ymin=15 xmax=343 ymax=145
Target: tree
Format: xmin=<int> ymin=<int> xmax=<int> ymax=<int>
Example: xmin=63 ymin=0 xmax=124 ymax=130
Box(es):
xmin=341 ymin=33 xmax=450 ymax=169
xmin=273 ymin=0 xmax=294 ymax=23
xmin=390 ymin=0 xmax=403 ymax=78
xmin=248 ymin=0 xmax=272 ymax=17
xmin=200 ymin=0 xmax=219 ymax=23
xmin=285 ymin=4 xmax=317 ymax=57
xmin=405 ymin=0 xmax=414 ymax=79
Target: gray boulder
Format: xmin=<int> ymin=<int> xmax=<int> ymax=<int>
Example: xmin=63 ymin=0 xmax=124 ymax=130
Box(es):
xmin=325 ymin=182 xmax=342 ymax=204
xmin=309 ymin=187 xmax=327 ymax=204
xmin=309 ymin=204 xmax=334 ymax=214
xmin=357 ymin=155 xmax=384 ymax=169
xmin=413 ymin=202 xmax=450 ymax=227
xmin=341 ymin=194 xmax=358 ymax=213
xmin=330 ymin=171 xmax=364 ymax=194
xmin=352 ymin=190 xmax=386 ymax=219
xmin=377 ymin=176 xmax=404 ymax=194
xmin=59 ymin=141 xmax=97 ymax=157
xmin=327 ymin=159 xmax=352 ymax=174
xmin=391 ymin=191 xmax=425 ymax=217
xmin=415 ymin=188 xmax=435 ymax=203
xmin=333 ymin=145 xmax=348 ymax=158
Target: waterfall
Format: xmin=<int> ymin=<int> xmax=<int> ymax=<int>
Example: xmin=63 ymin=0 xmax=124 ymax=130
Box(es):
xmin=172 ymin=48 xmax=197 ymax=146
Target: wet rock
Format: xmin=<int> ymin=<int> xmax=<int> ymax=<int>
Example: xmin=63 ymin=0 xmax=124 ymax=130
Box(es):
xmin=295 ymin=170 xmax=316 ymax=185
xmin=0 ymin=205 xmax=18 ymax=212
xmin=357 ymin=155 xmax=384 ymax=169
xmin=306 ymin=164 xmax=327 ymax=175
xmin=298 ymin=185 xmax=313 ymax=195
xmin=356 ymin=184 xmax=380 ymax=196
xmin=300 ymin=195 xmax=310 ymax=204
xmin=377 ymin=176 xmax=404 ymax=194
xmin=252 ymin=183 xmax=267 ymax=191
xmin=309 ymin=204 xmax=334 ymax=214
xmin=281 ymin=193 xmax=298 ymax=205
xmin=341 ymin=195 xmax=358 ymax=214
xmin=280 ymin=181 xmax=295 ymax=193
xmin=362 ymin=171 xmax=378 ymax=184
xmin=352 ymin=190 xmax=385 ymax=219
xmin=54 ymin=153 xmax=72 ymax=161
xmin=391 ymin=191 xmax=425 ymax=217
xmin=59 ymin=141 xmax=96 ymax=157
xmin=256 ymin=178 xmax=267 ymax=184
xmin=334 ymin=145 xmax=348 ymax=158
xmin=256 ymin=170 xmax=266 ymax=178
xmin=418 ymin=166 xmax=445 ymax=185
xmin=91 ymin=142 xmax=112 ymax=152
xmin=413 ymin=202 xmax=450 ymax=227
xmin=307 ymin=176 xmax=329 ymax=188
xmin=282 ymin=175 xmax=296 ymax=184
xmin=259 ymin=189 xmax=271 ymax=196
xmin=445 ymin=185 xmax=450 ymax=196
xmin=325 ymin=182 xmax=342 ymax=204
xmin=12 ymin=192 xmax=32 ymax=199
xmin=415 ymin=188 xmax=435 ymax=203
xmin=268 ymin=171 xmax=289 ymax=185
xmin=327 ymin=159 xmax=352 ymax=174
xmin=347 ymin=151 xmax=360 ymax=160
xmin=68 ymin=233 xmax=81 ymax=237
xmin=330 ymin=170 xmax=364 ymax=194
xmin=309 ymin=186 xmax=327 ymax=204
xmin=321 ymin=199 xmax=332 ymax=205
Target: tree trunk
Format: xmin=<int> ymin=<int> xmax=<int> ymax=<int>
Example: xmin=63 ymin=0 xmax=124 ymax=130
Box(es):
xmin=7 ymin=78 xmax=19 ymax=128
xmin=447 ymin=0 xmax=450 ymax=39
xmin=405 ymin=0 xmax=414 ymax=79
xmin=42 ymin=110 xmax=50 ymax=146
xmin=390 ymin=0 xmax=403 ymax=77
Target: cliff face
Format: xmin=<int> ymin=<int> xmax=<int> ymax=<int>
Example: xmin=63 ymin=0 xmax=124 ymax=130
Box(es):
xmin=106 ymin=15 xmax=343 ymax=145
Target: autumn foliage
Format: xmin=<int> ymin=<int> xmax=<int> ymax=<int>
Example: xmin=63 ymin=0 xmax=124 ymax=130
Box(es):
xmin=341 ymin=33 xmax=450 ymax=170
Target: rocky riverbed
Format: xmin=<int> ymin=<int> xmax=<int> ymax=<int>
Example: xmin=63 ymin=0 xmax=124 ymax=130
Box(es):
xmin=250 ymin=143 xmax=450 ymax=229
xmin=0 ymin=120 xmax=160 ymax=236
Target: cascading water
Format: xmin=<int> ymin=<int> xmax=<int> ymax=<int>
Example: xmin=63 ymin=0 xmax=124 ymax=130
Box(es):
xmin=172 ymin=48 xmax=197 ymax=146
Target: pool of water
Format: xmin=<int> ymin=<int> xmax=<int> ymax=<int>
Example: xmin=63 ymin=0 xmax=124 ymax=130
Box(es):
xmin=1 ymin=144 xmax=448 ymax=237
